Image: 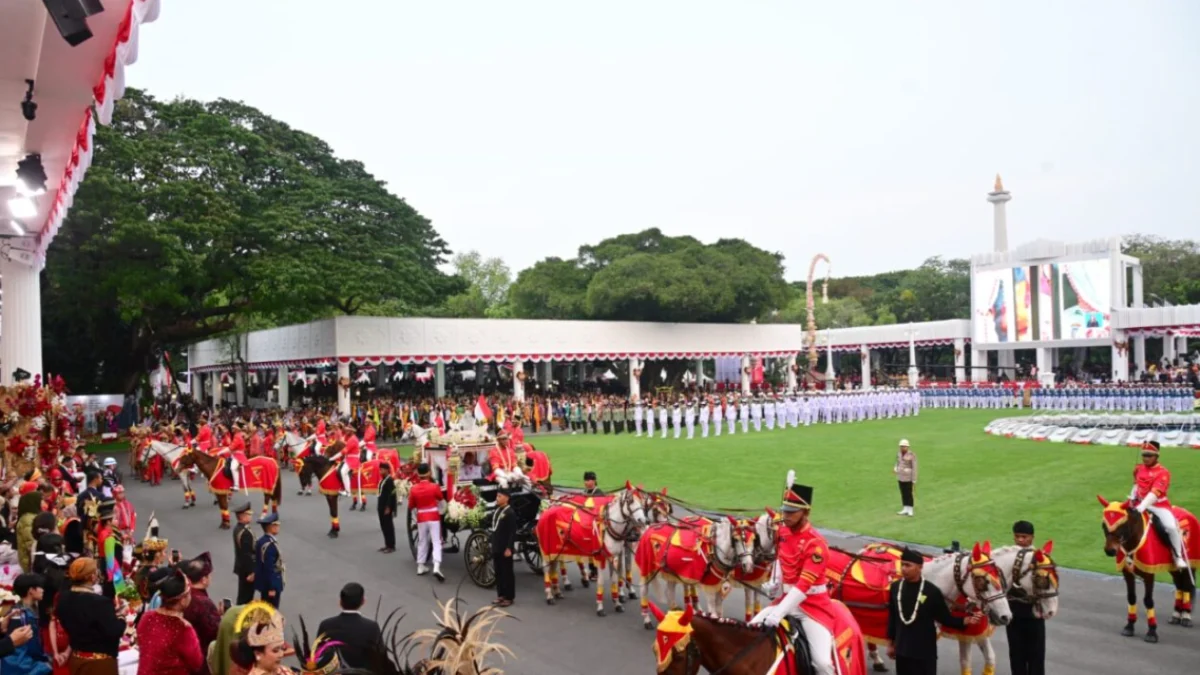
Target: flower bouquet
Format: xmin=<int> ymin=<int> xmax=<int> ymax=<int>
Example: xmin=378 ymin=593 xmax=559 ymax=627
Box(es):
xmin=446 ymin=485 xmax=486 ymax=530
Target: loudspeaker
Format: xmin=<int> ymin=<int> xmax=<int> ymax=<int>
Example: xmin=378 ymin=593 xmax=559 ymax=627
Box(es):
xmin=42 ymin=0 xmax=105 ymax=47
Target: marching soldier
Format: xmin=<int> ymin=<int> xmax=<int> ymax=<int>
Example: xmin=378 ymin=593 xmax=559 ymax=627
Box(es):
xmin=231 ymin=502 xmax=256 ymax=604
xmin=254 ymin=513 xmax=285 ymax=608
xmin=613 ymin=401 xmax=625 ymax=435
xmin=672 ymin=399 xmax=683 ymax=439
xmin=658 ymin=398 xmax=668 ymax=439
xmin=601 ymin=401 xmax=613 ymax=434
xmin=645 ymin=397 xmax=655 ymax=437
xmin=377 ymin=462 xmax=398 ymax=554
xmin=634 ymin=397 xmax=644 ymax=437
xmin=725 ymin=394 xmax=737 ymax=435
xmin=751 ymin=394 xmax=763 ymax=432
xmin=739 ymin=395 xmax=750 ymax=433
xmin=685 ymin=398 xmax=696 ymax=440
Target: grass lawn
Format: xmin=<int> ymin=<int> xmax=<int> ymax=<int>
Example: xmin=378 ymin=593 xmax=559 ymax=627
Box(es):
xmin=527 ymin=409 xmax=1200 ymax=575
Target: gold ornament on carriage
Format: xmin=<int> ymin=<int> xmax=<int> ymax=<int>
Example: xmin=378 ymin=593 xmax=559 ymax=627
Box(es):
xmin=448 ymin=454 xmax=462 ymax=472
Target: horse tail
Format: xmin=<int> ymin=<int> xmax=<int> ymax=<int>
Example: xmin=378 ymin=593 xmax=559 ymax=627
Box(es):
xmin=273 ymin=466 xmax=283 ymax=507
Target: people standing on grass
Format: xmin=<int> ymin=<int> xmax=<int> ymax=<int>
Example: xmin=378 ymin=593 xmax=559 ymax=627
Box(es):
xmin=894 ymin=439 xmax=918 ymax=517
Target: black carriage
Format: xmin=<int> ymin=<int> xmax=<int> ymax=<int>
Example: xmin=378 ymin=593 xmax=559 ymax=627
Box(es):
xmin=462 ymin=484 xmax=543 ymax=588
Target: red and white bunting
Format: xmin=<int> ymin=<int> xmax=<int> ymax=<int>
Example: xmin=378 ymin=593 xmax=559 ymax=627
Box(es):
xmin=1121 ymin=324 xmax=1200 ymax=337
xmin=37 ymin=0 xmax=163 ymax=265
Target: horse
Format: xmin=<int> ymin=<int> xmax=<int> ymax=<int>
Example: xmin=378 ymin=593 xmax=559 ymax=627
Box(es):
xmin=725 ymin=511 xmax=779 ymax=623
xmin=1098 ymin=495 xmax=1198 ymax=642
xmin=634 ymin=515 xmax=756 ymax=629
xmin=148 ymin=441 xmax=199 ymax=509
xmin=296 ymin=453 xmax=397 ymax=538
xmin=536 ymin=482 xmax=651 ymax=615
xmin=169 ymin=446 xmax=282 ymax=529
xmin=827 ymin=541 xmax=1013 ymax=674
xmin=647 ymin=601 xmax=868 ymax=675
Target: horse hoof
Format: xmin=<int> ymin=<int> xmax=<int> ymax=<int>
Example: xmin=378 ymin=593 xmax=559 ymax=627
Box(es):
xmin=644 ymin=621 xmax=654 ymax=630
xmin=563 ymin=584 xmax=573 ymax=592
xmin=615 ymin=604 xmax=625 ymax=613
xmin=627 ymin=589 xmax=638 ymax=599
xmin=219 ymin=524 xmax=230 ymax=530
xmin=546 ymin=598 xmax=556 ymax=606
xmin=1121 ymin=625 xmax=1135 ymax=637
xmin=1182 ymin=618 xmax=1193 ymax=628
xmin=1168 ymin=616 xmax=1182 ymax=625
xmin=1143 ymin=632 xmax=1158 ymax=644
xmin=296 ymin=491 xmax=304 ymax=496
xmin=872 ymin=664 xmax=888 ymax=673
xmin=581 ymin=580 xmax=590 ymax=589
xmin=328 ymin=531 xmax=339 ymax=539
xmin=597 ymin=609 xmax=606 ymax=617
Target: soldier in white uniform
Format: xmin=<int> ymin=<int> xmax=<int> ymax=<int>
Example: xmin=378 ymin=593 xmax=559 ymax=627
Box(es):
xmin=645 ymin=397 xmax=655 ymax=437
xmin=699 ymin=397 xmax=710 ymax=438
xmin=750 ymin=395 xmax=763 ymax=432
xmin=685 ymin=399 xmax=696 ymax=439
xmin=766 ymin=394 xmax=778 ymax=430
xmin=725 ymin=395 xmax=737 ymax=435
xmin=658 ymin=400 xmax=669 ymax=439
xmin=634 ymin=398 xmax=644 ymax=437
xmin=739 ymin=396 xmax=750 ymax=433
xmin=672 ymin=399 xmax=683 ymax=439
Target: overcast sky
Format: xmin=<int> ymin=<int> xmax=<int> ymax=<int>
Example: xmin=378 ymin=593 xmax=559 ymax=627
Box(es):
xmin=131 ymin=1 xmax=1199 ymax=280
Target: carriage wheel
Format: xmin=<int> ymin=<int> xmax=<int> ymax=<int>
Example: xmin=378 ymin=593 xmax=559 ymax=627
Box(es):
xmin=406 ymin=502 xmax=418 ymax=559
xmin=521 ymin=540 xmax=543 ymax=575
xmin=464 ymin=531 xmax=496 ymax=588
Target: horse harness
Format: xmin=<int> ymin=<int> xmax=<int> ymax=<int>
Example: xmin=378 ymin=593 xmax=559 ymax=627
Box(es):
xmin=1006 ymin=547 xmax=1059 ymax=613
xmin=952 ymin=551 xmax=1007 ymax=612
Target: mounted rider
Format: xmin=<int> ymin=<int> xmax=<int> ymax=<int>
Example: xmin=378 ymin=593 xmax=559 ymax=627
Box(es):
xmin=328 ymin=421 xmax=363 ymax=497
xmin=751 ymin=474 xmax=836 ymax=675
xmin=215 ymin=422 xmax=246 ymax=492
xmin=1131 ymin=441 xmax=1187 ymax=569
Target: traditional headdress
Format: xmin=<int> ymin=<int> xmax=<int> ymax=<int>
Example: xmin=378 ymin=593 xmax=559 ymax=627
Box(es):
xmin=291 ymin=616 xmax=344 ymax=675
xmin=236 ymin=601 xmax=286 ymax=648
xmin=141 ymin=514 xmax=169 ymax=554
xmin=1141 ymin=440 xmax=1160 ymax=455
xmin=780 ymin=470 xmax=812 ymax=513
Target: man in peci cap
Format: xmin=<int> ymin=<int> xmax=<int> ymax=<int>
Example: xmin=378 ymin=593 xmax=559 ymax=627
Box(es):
xmin=887 ymin=548 xmax=978 ymax=675
xmin=491 ymin=487 xmax=517 ymax=607
xmin=1008 ymin=521 xmax=1046 ymax=675
xmin=750 ymin=474 xmax=835 ymax=675
xmin=408 ymin=463 xmax=445 ymax=581
xmin=231 ymin=502 xmax=256 ymax=604
xmin=1129 ymin=441 xmax=1188 ymax=569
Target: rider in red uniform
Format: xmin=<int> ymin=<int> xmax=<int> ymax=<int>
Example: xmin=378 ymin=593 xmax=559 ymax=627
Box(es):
xmin=363 ymin=421 xmax=378 ymax=459
xmin=329 ymin=423 xmax=361 ymax=497
xmin=487 ymin=434 xmax=519 ymax=482
xmin=1131 ymin=441 xmax=1187 ymax=569
xmin=751 ymin=477 xmax=836 ymax=675
xmin=407 ymin=463 xmax=445 ymax=581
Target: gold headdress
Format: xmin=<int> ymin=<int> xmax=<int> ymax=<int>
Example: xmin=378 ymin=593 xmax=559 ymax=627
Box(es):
xmin=142 ymin=513 xmax=168 ymax=553
xmin=237 ymin=601 xmax=285 ymax=648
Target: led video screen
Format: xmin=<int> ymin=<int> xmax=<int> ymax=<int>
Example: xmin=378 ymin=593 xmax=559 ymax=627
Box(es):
xmin=1058 ymin=259 xmax=1112 ymax=339
xmin=973 ymin=268 xmax=1015 ymax=343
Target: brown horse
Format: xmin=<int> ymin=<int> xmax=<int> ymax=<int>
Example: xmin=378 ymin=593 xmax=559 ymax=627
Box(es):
xmin=1098 ymin=496 xmax=1197 ymax=642
xmin=175 ymin=450 xmax=282 ymax=529
xmin=296 ymin=454 xmax=344 ymax=539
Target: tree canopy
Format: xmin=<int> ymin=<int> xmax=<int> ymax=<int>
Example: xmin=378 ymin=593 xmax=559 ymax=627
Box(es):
xmin=507 ymin=228 xmax=792 ymax=323
xmin=442 ymin=250 xmax=513 ymax=318
xmin=42 ymin=88 xmax=459 ymax=393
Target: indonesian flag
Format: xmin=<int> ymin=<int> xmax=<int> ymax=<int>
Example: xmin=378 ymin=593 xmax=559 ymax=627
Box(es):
xmin=475 ymin=395 xmax=492 ymax=423
xmin=434 ymin=410 xmax=446 ymax=433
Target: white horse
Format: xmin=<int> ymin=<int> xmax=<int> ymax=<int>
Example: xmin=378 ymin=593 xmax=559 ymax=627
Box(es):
xmin=541 ymin=486 xmax=650 ymax=616
xmin=722 ymin=511 xmax=780 ymax=623
xmin=954 ymin=544 xmax=1059 ymax=675
xmin=279 ymin=431 xmax=319 ymax=495
xmin=148 ymin=441 xmax=197 ymax=508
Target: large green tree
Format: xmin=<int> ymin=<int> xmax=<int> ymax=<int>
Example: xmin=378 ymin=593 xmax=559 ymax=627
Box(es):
xmin=1123 ymin=235 xmax=1200 ymax=306
xmin=508 ymin=228 xmax=792 ymax=323
xmin=42 ymin=89 xmax=459 ymax=393
xmin=443 ymin=250 xmax=513 ymax=318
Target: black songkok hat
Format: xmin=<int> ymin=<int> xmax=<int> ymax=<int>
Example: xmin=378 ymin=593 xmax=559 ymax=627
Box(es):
xmin=1012 ymin=520 xmax=1035 ymax=536
xmin=900 ymin=548 xmax=924 ymax=566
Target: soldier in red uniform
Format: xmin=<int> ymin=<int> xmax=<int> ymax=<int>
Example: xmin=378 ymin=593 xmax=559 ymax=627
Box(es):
xmin=330 ymin=423 xmax=363 ymax=499
xmin=407 ymin=463 xmax=445 ymax=581
xmin=1130 ymin=441 xmax=1187 ymax=569
xmin=195 ymin=415 xmax=213 ymax=452
xmin=751 ymin=476 xmax=836 ymax=675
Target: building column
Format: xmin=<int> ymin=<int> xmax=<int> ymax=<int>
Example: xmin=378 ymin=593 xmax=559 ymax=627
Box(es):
xmin=741 ymin=355 xmax=752 ymax=395
xmin=1036 ymin=347 xmax=1055 ymax=386
xmin=971 ymin=349 xmax=988 ymax=382
xmin=693 ymin=358 xmax=705 ymax=392
xmin=953 ymin=339 xmax=966 ymax=384
xmin=859 ymin=346 xmax=872 ymax=390
xmin=629 ymin=358 xmax=641 ymax=401
xmin=541 ymin=360 xmax=553 ymax=390
xmin=214 ymin=373 xmax=225 ymax=406
xmin=193 ymin=373 xmax=205 ymax=406
xmin=337 ymin=360 xmax=352 ymax=415
xmin=1133 ymin=336 xmax=1146 ymax=377
xmin=824 ymin=340 xmax=835 ymax=384
xmin=512 ymin=359 xmax=526 ymax=402
xmin=1112 ymin=331 xmax=1130 ymax=382
xmin=1177 ymin=336 xmax=1190 ymax=362
xmin=277 ymin=366 xmax=289 ymax=409
xmin=786 ymin=354 xmax=798 ymax=392
xmin=0 ymin=255 xmax=43 ymax=385
xmin=907 ymin=336 xmax=918 ymax=387
xmin=577 ymin=361 xmax=588 ymax=385
xmin=234 ymin=369 xmax=246 ymax=405
xmin=434 ymin=362 xmax=446 ymax=398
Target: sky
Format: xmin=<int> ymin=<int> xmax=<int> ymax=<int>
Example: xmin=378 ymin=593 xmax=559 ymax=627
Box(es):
xmin=131 ymin=1 xmax=1200 ymax=280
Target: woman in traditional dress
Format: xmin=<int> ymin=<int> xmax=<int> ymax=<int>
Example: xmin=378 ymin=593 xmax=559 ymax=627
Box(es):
xmin=54 ymin=558 xmax=126 ymax=675
xmin=228 ymin=602 xmax=295 ymax=675
xmin=135 ymin=568 xmax=204 ymax=675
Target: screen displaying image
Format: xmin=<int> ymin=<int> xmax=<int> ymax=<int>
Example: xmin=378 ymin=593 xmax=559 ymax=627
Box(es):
xmin=1059 ymin=260 xmax=1111 ymax=339
xmin=973 ymin=268 xmax=1015 ymax=343
xmin=1037 ymin=264 xmax=1056 ymax=341
xmin=1013 ymin=267 xmax=1033 ymax=342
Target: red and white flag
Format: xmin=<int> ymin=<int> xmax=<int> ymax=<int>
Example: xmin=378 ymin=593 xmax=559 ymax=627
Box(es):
xmin=475 ymin=395 xmax=492 ymax=423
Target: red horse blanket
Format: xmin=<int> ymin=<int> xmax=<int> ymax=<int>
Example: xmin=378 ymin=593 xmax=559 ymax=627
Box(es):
xmin=1103 ymin=501 xmax=1200 ymax=574
xmin=537 ymin=501 xmax=612 ymax=565
xmin=207 ymin=457 xmax=280 ymax=496
xmin=825 ymin=542 xmax=904 ymax=644
xmin=635 ymin=519 xmax=726 ymax=588
xmin=316 ymin=459 xmax=397 ymax=496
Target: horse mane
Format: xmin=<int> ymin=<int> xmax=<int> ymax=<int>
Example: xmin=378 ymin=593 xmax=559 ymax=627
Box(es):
xmin=692 ymin=611 xmax=773 ymax=634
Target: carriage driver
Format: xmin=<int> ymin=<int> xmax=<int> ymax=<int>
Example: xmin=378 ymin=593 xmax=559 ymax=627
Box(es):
xmin=408 ymin=463 xmax=446 ymax=581
xmin=751 ymin=476 xmax=836 ymax=675
xmin=1131 ymin=441 xmax=1188 ymax=570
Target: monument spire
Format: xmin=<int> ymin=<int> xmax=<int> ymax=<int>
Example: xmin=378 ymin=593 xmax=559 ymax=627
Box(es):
xmin=987 ymin=174 xmax=1012 ymax=253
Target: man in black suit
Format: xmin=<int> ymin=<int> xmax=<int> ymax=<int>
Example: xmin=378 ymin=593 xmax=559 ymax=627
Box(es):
xmin=231 ymin=502 xmax=256 ymax=604
xmin=317 ymin=582 xmax=383 ymax=670
xmin=491 ymin=488 xmax=517 ymax=607
xmin=377 ymin=462 xmax=397 ymax=553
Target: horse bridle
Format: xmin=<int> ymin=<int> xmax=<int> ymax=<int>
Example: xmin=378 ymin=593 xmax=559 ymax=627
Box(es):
xmin=952 ymin=551 xmax=1007 ymax=610
xmin=603 ymin=490 xmax=644 ymax=543
xmin=1006 ymin=548 xmax=1059 ymax=614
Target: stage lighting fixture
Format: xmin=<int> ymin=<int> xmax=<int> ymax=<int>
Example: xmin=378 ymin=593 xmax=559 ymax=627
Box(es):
xmin=16 ymin=154 xmax=47 ymax=196
xmin=42 ymin=0 xmax=106 ymax=47
xmin=21 ymin=80 xmax=37 ymax=121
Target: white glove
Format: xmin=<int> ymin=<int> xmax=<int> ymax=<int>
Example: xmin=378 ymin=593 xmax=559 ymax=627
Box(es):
xmin=750 ymin=606 xmax=780 ymax=626
xmin=759 ymin=608 xmax=785 ymax=627
xmin=1136 ymin=493 xmax=1157 ymax=514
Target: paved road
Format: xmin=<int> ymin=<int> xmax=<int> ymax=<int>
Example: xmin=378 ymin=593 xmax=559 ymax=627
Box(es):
xmin=124 ymin=474 xmax=1196 ymax=674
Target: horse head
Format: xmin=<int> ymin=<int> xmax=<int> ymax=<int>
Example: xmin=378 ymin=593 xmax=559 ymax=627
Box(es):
xmin=1097 ymin=494 xmax=1142 ymax=559
xmin=726 ymin=516 xmax=755 ymax=574
xmin=1030 ymin=541 xmax=1060 ymax=619
xmin=648 ymin=602 xmax=699 ymax=675
xmin=752 ymin=510 xmax=778 ymax=562
xmin=648 ymin=487 xmax=674 ymax=523
xmin=964 ymin=541 xmax=1012 ymax=626
xmin=619 ymin=481 xmax=648 ymax=527
xmin=993 ymin=542 xmax=1060 ymax=621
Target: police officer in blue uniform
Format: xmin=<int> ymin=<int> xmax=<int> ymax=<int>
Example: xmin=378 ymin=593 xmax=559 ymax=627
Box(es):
xmin=254 ymin=513 xmax=285 ymax=608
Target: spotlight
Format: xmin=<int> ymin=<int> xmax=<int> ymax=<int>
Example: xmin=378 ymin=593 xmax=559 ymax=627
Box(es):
xmin=16 ymin=154 xmax=47 ymax=196
xmin=21 ymin=80 xmax=36 ymax=121
xmin=6 ymin=197 xmax=36 ymax=220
